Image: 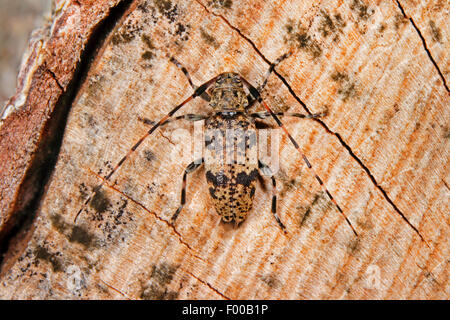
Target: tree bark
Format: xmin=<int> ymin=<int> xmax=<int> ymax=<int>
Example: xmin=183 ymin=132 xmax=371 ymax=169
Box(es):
xmin=0 ymin=0 xmax=448 ymax=299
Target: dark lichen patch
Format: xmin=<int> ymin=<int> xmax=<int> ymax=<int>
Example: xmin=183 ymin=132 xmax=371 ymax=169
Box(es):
xmin=141 ymin=51 xmax=154 ymax=60
xmin=200 ymin=27 xmax=220 ymax=49
xmin=331 ymin=71 xmax=349 ymax=82
xmin=429 ymin=21 xmax=442 ymax=43
xmin=208 ymin=0 xmax=233 ymax=9
xmin=94 ymin=198 xmax=134 ymax=244
xmin=144 ymin=150 xmax=155 ymax=162
xmin=34 ymin=245 xmax=64 ymax=272
xmin=337 ymin=82 xmax=357 ymax=101
xmin=347 ymin=238 xmax=361 ymax=255
xmin=330 ymin=71 xmax=358 ymax=101
xmin=350 ymin=0 xmax=372 ymax=20
xmin=174 ymin=22 xmax=190 ymax=42
xmin=111 ymin=20 xmax=143 ymax=45
xmin=284 ymin=20 xmax=322 ymax=58
xmin=90 ymin=190 xmax=110 ymax=214
xmin=147 ymin=182 xmax=159 ymax=194
xmin=50 ymin=213 xmax=70 ymax=234
xmin=259 ymin=273 xmax=282 ymax=289
xmin=50 ymin=213 xmax=99 ymax=248
xmin=276 ymin=169 xmax=302 ymax=198
xmin=140 ymin=284 xmax=178 ymax=300
xmin=151 ymin=262 xmax=179 ymax=286
xmin=69 ymin=225 xmax=95 ymax=248
xmin=393 ymin=14 xmax=408 ymax=30
xmin=139 ymin=262 xmax=179 ymax=300
xmin=281 ymin=178 xmax=301 ymax=198
xmin=112 ymin=199 xmax=130 ymax=224
xmin=378 ymin=23 xmax=386 ymax=33
xmin=78 ymin=183 xmax=89 ymax=200
xmin=85 ymin=75 xmax=107 ymax=101
xmin=154 ymin=0 xmax=179 ymax=23
xmin=111 ymin=32 xmax=133 ymax=45
xmin=356 ymin=214 xmax=374 ymax=230
xmin=137 ymin=1 xmax=149 ymax=13
xmin=141 ymin=34 xmax=155 ymax=50
xmin=318 ymin=10 xmax=346 ymax=41
xmin=443 ymin=126 xmax=450 ymax=139
xmin=141 ymin=34 xmax=156 ymax=61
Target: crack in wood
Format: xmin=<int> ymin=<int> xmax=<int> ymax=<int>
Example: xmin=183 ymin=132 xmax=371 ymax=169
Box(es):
xmin=180 ymin=266 xmax=231 ymax=300
xmin=45 ymin=68 xmax=64 ymax=91
xmin=196 ymin=0 xmax=431 ymax=247
xmin=100 ymin=278 xmax=132 ymax=299
xmin=395 ymin=0 xmax=449 ymax=93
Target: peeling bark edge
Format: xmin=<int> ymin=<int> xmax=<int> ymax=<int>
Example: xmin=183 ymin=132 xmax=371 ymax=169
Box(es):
xmin=0 ymin=0 xmax=135 ymax=274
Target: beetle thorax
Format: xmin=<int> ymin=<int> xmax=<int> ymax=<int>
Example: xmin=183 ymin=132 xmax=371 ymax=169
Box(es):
xmin=209 ymin=73 xmax=248 ymax=111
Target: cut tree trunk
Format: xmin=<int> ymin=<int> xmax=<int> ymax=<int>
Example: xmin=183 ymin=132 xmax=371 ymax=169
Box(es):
xmin=0 ymin=0 xmax=448 ymax=299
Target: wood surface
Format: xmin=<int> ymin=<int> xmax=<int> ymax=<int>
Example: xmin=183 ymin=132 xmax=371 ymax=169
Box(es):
xmin=0 ymin=0 xmax=448 ymax=299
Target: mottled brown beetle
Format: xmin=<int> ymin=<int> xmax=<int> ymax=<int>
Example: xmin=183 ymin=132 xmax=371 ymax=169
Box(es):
xmin=76 ymin=53 xmax=357 ymax=235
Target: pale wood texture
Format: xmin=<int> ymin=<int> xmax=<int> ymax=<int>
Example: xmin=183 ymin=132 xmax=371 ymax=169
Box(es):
xmin=0 ymin=0 xmax=448 ymax=299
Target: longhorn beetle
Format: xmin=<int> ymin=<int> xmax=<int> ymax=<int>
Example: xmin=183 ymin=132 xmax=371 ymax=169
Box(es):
xmin=75 ymin=52 xmax=357 ymax=236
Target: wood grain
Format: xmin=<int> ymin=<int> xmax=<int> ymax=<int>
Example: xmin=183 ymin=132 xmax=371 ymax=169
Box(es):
xmin=0 ymin=0 xmax=448 ymax=299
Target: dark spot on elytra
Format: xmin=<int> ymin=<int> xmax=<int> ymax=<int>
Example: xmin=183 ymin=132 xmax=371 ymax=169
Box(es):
xmin=206 ymin=170 xmax=229 ymax=186
xmin=90 ymin=190 xmax=110 ymax=213
xmin=209 ymin=187 xmax=218 ymax=199
xmin=250 ymin=186 xmax=256 ymax=198
xmin=34 ymin=246 xmax=64 ymax=272
xmin=236 ymin=169 xmax=258 ymax=187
